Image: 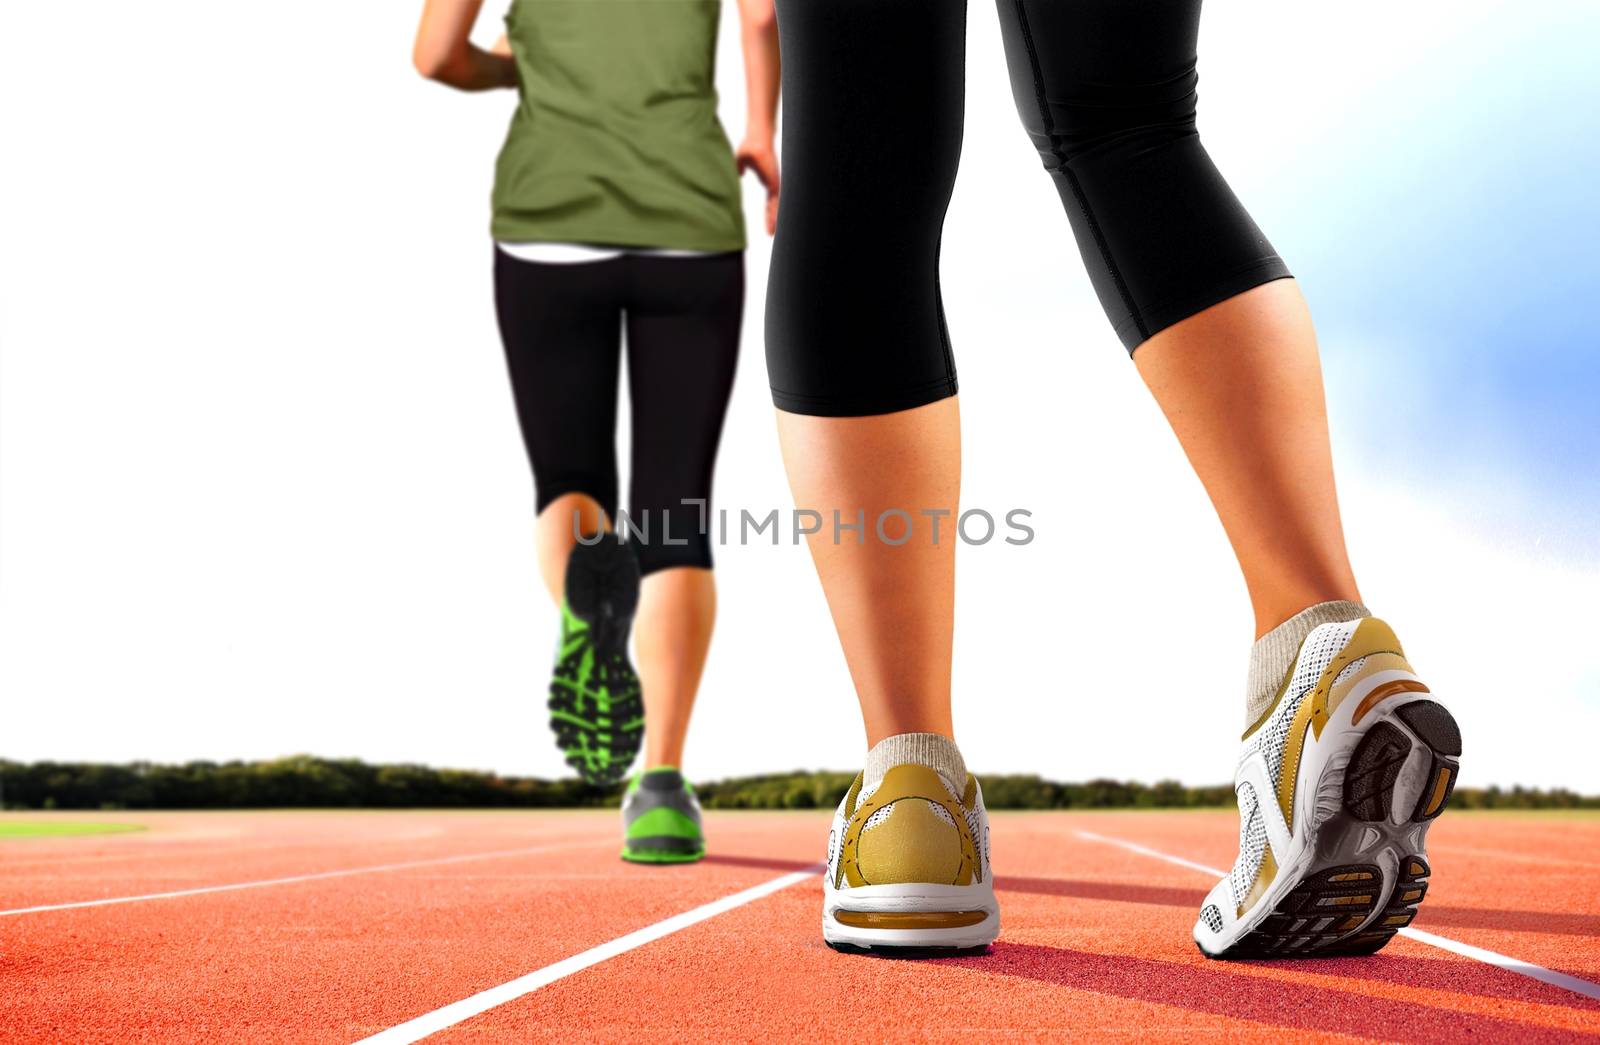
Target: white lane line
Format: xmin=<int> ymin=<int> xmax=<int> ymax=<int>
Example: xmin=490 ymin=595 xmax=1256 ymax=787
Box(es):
xmin=1074 ymin=829 xmax=1600 ymax=1002
xmin=1399 ymin=927 xmax=1600 ymax=1001
xmin=352 ymin=864 xmax=824 ymax=1045
xmin=0 ymin=839 xmax=606 ymax=917
xmin=1073 ymin=830 xmax=1225 ymax=877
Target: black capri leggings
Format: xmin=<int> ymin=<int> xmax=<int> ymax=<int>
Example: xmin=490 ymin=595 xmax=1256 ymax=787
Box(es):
xmin=494 ymin=250 xmax=742 ymax=574
xmin=765 ymin=0 xmax=1291 ymax=417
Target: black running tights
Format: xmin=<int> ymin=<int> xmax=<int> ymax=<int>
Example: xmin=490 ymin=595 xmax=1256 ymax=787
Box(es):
xmin=494 ymin=250 xmax=743 ymax=574
xmin=765 ymin=0 xmax=1292 ymax=417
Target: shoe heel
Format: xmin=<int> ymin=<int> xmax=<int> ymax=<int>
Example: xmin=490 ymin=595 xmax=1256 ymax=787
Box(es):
xmin=565 ymin=537 xmax=640 ymax=623
xmin=1343 ymin=698 xmax=1461 ymax=824
xmin=824 ymin=893 xmax=998 ymax=956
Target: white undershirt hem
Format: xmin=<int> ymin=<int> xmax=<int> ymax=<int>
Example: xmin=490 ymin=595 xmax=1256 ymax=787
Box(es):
xmin=496 ymin=242 xmax=716 ymax=265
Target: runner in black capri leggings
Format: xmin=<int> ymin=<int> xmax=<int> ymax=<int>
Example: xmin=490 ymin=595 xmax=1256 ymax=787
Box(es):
xmin=414 ymin=0 xmax=782 ymax=860
xmin=767 ymin=0 xmax=1290 ymax=412
xmin=768 ymin=0 xmax=1458 ymax=961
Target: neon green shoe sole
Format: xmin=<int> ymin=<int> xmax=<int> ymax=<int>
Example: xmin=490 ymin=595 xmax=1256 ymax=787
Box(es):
xmin=548 ymin=538 xmax=642 ymax=787
xmin=621 ymin=844 xmax=706 ymax=864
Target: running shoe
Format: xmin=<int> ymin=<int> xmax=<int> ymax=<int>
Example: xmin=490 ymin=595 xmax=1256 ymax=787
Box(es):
xmin=620 ymin=767 xmax=705 ymax=863
xmin=1195 ymin=616 xmax=1462 ymax=958
xmin=547 ymin=536 xmax=643 ymax=787
xmin=822 ymin=763 xmax=998 ymax=954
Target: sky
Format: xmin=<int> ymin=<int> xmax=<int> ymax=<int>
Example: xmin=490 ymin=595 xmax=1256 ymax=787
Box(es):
xmin=1 ymin=0 xmax=1595 ymax=791
xmin=1263 ymin=7 xmax=1600 ymax=555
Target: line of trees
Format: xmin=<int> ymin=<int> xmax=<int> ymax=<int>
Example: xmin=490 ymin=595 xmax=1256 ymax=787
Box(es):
xmin=692 ymin=772 xmax=1244 ymax=810
xmin=0 ymin=757 xmax=610 ymax=810
xmin=1 ymin=757 xmax=1594 ymax=811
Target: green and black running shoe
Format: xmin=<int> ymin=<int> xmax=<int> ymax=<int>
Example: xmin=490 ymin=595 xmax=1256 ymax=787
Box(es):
xmin=621 ymin=768 xmax=705 ymax=864
xmin=548 ymin=535 xmax=643 ymax=787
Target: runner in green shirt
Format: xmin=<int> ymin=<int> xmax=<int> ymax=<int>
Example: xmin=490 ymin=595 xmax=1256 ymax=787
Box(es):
xmin=414 ymin=0 xmax=780 ymax=863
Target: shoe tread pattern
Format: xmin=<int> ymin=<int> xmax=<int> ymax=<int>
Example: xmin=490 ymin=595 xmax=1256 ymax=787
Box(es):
xmin=548 ymin=540 xmax=643 ymax=787
xmin=1395 ymin=701 xmax=1461 ymax=821
xmin=1343 ymin=722 xmax=1410 ymax=822
xmin=548 ymin=638 xmax=642 ymax=787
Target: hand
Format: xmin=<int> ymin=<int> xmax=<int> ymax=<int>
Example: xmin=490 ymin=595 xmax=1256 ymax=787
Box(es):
xmin=736 ymin=140 xmax=780 ymax=236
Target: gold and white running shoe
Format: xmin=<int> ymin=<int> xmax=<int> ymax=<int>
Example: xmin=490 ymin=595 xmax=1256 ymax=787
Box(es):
xmin=822 ymin=763 xmax=999 ymax=954
xmin=1195 ymin=617 xmax=1462 ymax=958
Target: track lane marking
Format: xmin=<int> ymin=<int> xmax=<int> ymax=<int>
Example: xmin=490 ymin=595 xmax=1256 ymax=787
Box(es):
xmin=351 ymin=864 xmax=824 ymax=1044
xmin=1072 ymin=831 xmax=1222 ymax=876
xmin=1074 ymin=829 xmax=1600 ymax=1002
xmin=1397 ymin=927 xmax=1600 ymax=1000
xmin=0 ymin=839 xmax=608 ymax=917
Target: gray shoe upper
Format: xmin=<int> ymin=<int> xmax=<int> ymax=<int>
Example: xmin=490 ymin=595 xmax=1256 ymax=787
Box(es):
xmin=622 ymin=768 xmax=704 ymax=853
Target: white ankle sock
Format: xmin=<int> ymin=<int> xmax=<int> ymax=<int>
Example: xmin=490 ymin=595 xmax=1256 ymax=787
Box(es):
xmin=1245 ymin=600 xmax=1369 ymax=728
xmin=863 ymin=732 xmax=967 ymax=792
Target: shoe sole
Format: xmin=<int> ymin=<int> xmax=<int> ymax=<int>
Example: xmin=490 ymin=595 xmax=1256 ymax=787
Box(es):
xmin=621 ymin=848 xmax=705 ymax=864
xmin=825 ymin=941 xmax=993 ymax=958
xmin=1207 ymin=697 xmax=1462 ymax=959
xmin=548 ymin=539 xmax=642 ymax=788
xmin=822 ymin=883 xmax=999 ymax=955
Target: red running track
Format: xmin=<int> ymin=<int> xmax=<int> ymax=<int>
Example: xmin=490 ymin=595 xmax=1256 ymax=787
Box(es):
xmin=3 ymin=810 xmax=1599 ymax=1042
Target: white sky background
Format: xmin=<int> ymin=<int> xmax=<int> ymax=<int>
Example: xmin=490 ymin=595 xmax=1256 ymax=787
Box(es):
xmin=2 ymin=1 xmax=1595 ymax=789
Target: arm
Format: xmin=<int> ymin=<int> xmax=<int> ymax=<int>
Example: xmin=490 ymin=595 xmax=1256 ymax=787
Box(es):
xmin=413 ymin=0 xmax=518 ymax=91
xmin=733 ymin=0 xmax=780 ymax=235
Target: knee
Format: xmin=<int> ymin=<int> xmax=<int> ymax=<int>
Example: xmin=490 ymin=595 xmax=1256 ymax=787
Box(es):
xmin=1000 ymin=17 xmax=1201 ymax=171
xmin=1049 ymin=71 xmax=1200 ymax=164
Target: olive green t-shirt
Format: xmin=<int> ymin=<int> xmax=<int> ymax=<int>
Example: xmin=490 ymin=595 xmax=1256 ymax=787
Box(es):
xmin=491 ymin=0 xmax=746 ymax=252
